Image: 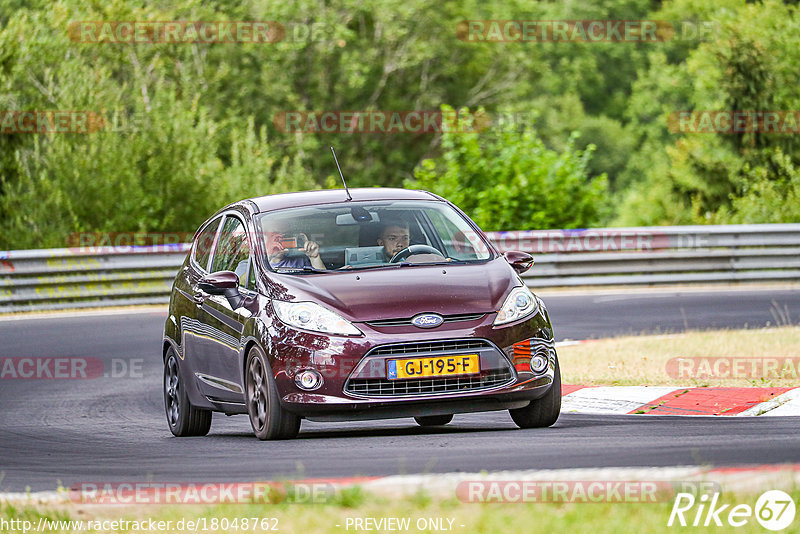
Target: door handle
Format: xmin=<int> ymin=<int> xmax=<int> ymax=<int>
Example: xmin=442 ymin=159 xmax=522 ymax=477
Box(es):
xmin=193 ymin=292 xmax=206 ymax=305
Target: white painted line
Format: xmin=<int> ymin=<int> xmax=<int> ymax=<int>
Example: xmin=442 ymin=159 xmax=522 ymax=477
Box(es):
xmin=536 ymin=283 xmax=800 ymax=298
xmin=593 ymin=293 xmax=674 ymax=303
xmin=0 ymin=306 xmax=167 ymax=321
xmin=739 ymin=388 xmax=800 ymax=417
xmin=0 ymin=491 xmax=63 ymax=504
xmin=562 ymin=386 xmax=681 ymax=414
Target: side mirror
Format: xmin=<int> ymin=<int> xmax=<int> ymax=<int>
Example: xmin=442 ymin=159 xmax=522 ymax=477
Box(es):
xmin=198 ymin=271 xmax=245 ymax=309
xmin=503 ymin=251 xmax=534 ymax=274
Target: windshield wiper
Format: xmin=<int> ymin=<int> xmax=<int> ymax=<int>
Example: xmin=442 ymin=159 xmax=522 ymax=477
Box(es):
xmin=339 ymin=261 xmax=471 ymax=271
xmin=380 ymin=259 xmax=475 ymax=268
xmin=420 ymin=259 xmax=474 ymax=266
xmin=277 ymin=260 xmax=475 ymax=274
xmin=337 ymin=264 xmax=403 ymax=271
xmin=273 ymin=266 xmax=332 ymax=274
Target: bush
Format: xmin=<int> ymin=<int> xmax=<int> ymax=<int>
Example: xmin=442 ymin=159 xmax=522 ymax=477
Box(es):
xmin=0 ymin=90 xmax=313 ymax=249
xmin=406 ymin=107 xmax=609 ymax=231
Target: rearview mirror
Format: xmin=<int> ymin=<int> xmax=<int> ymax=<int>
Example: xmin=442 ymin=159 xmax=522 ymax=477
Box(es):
xmin=335 ymin=210 xmax=379 ymax=225
xmin=503 ymin=251 xmax=534 ymax=274
xmin=198 ymin=271 xmax=245 ymax=309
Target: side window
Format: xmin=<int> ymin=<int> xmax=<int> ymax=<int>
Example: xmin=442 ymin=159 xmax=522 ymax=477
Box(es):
xmin=192 ymin=217 xmax=221 ymax=272
xmin=426 ymin=209 xmax=477 ymax=258
xmin=210 ymin=216 xmax=251 ymax=286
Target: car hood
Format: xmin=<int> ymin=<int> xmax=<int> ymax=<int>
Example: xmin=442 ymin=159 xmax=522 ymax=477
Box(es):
xmin=267 ymin=258 xmax=520 ymax=322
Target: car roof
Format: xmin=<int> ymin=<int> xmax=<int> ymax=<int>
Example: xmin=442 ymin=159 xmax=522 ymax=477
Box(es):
xmin=249 ymin=188 xmax=441 ymax=213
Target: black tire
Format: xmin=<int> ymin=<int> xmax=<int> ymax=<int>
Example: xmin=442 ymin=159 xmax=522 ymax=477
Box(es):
xmin=414 ymin=414 xmax=454 ymax=426
xmin=509 ymin=354 xmax=562 ymax=429
xmin=164 ymin=348 xmax=211 ymax=437
xmin=245 ymin=346 xmax=300 ymax=440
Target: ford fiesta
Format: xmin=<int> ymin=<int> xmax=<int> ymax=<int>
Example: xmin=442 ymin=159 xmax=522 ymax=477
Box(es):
xmin=162 ymin=188 xmax=561 ymax=439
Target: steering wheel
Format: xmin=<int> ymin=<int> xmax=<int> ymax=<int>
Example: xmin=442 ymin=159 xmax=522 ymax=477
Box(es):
xmin=389 ymin=244 xmax=445 ymax=263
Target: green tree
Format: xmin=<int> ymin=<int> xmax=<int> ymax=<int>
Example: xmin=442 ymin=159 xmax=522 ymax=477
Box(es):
xmin=616 ymin=0 xmax=800 ymax=225
xmin=407 ymin=107 xmax=609 ymax=231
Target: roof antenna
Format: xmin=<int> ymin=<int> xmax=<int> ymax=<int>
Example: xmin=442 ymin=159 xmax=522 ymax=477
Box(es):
xmin=330 ymin=146 xmax=352 ymax=201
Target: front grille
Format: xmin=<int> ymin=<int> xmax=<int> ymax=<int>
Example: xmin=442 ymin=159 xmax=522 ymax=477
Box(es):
xmin=368 ymin=339 xmax=491 ymax=356
xmin=365 ymin=313 xmax=486 ymax=328
xmin=345 ymin=368 xmax=514 ymax=397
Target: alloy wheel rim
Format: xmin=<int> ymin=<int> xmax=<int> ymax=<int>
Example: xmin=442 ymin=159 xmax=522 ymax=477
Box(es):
xmin=165 ymin=355 xmax=180 ymax=426
xmin=248 ymin=356 xmax=268 ymax=430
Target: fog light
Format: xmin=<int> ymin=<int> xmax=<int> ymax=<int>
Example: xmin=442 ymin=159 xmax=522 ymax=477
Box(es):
xmin=530 ymin=354 xmax=548 ymax=374
xmin=295 ymin=369 xmax=323 ymax=391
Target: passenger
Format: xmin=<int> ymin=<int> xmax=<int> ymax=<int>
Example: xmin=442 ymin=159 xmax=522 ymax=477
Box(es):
xmin=266 ymin=230 xmax=326 ymax=270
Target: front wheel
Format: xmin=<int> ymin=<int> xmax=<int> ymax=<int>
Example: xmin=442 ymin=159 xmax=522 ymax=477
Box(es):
xmin=414 ymin=414 xmax=453 ymax=427
xmin=245 ymin=346 xmax=300 ymax=440
xmin=164 ymin=348 xmax=211 ymax=437
xmin=509 ymin=355 xmax=561 ymax=428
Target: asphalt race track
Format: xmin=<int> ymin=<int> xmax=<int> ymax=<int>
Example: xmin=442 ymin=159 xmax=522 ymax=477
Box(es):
xmin=1 ymin=287 xmax=799 ymax=492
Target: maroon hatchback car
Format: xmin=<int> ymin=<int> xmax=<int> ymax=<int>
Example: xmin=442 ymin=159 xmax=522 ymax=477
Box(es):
xmin=163 ymin=188 xmax=561 ymax=439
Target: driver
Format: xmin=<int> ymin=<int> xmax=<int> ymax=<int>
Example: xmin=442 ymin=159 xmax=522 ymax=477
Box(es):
xmin=376 ymin=219 xmax=410 ymax=262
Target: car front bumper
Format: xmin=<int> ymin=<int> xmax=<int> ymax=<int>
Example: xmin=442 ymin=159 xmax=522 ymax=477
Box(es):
xmin=266 ymin=306 xmax=558 ymax=420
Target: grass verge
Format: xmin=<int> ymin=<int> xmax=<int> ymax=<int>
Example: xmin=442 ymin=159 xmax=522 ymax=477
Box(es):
xmin=3 ymin=486 xmax=799 ymax=533
xmin=558 ymin=325 xmax=800 ymax=387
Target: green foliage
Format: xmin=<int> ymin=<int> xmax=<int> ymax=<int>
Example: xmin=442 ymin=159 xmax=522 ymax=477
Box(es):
xmin=1 ymin=0 xmax=800 ymax=248
xmin=534 ymin=94 xmax=635 ymax=191
xmin=0 ymin=87 xmax=312 ymax=248
xmin=331 ymin=485 xmax=367 ymax=508
xmin=407 ymin=107 xmax=609 ymax=231
xmin=720 ymin=148 xmax=800 ymax=223
xmin=0 ymin=0 xmax=560 ymax=247
xmin=617 ymin=0 xmax=800 ymax=225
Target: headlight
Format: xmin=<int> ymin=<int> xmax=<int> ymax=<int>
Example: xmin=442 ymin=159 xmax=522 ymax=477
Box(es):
xmin=272 ymin=300 xmax=362 ymax=336
xmin=494 ymin=285 xmax=539 ymax=326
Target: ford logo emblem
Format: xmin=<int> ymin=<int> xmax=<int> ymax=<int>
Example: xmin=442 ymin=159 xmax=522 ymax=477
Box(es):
xmin=411 ymin=313 xmax=444 ymax=328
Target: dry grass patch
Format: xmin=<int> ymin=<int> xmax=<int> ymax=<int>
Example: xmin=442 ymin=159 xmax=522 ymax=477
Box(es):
xmin=558 ymin=326 xmax=800 ymax=387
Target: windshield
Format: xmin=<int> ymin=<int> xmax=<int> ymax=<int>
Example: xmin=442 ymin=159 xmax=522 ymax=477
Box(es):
xmin=255 ymin=200 xmax=493 ymax=273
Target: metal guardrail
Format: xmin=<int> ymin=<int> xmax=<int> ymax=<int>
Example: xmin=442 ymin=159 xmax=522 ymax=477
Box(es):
xmin=0 ymin=244 xmax=190 ymax=312
xmin=484 ymin=224 xmax=800 ymax=287
xmin=1 ymin=224 xmax=799 ymax=312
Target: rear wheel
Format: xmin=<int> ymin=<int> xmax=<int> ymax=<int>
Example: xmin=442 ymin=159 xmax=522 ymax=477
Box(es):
xmin=414 ymin=414 xmax=453 ymax=426
xmin=245 ymin=346 xmax=300 ymax=440
xmin=509 ymin=355 xmax=561 ymax=429
xmin=164 ymin=348 xmax=211 ymax=437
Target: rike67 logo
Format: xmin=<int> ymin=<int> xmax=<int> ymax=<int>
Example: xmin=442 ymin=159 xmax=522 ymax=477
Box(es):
xmin=668 ymin=490 xmax=795 ymax=531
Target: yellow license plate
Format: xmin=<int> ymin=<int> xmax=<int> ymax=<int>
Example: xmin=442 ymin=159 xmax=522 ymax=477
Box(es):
xmin=387 ymin=354 xmax=480 ymax=380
